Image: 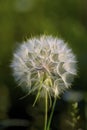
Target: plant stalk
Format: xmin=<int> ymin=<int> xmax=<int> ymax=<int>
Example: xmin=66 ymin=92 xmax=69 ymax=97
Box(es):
xmin=44 ymin=91 xmax=48 ymax=130
xmin=47 ymin=97 xmax=57 ymax=130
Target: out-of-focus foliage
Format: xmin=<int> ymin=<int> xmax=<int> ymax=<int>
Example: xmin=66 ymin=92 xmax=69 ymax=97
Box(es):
xmin=0 ymin=0 xmax=87 ymax=130
xmin=0 ymin=85 xmax=10 ymax=119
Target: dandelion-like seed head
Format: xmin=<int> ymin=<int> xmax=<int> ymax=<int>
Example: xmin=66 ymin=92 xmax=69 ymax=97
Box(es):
xmin=11 ymin=35 xmax=77 ymax=98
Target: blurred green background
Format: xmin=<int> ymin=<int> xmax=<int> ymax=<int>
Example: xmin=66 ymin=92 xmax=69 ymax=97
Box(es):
xmin=0 ymin=0 xmax=87 ymax=130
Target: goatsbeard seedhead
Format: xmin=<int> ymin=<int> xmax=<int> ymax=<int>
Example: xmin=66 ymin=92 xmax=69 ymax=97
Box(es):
xmin=11 ymin=35 xmax=77 ymax=98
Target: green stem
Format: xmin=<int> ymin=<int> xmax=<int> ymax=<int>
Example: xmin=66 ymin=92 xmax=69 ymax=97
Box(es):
xmin=47 ymin=97 xmax=57 ymax=130
xmin=44 ymin=91 xmax=48 ymax=130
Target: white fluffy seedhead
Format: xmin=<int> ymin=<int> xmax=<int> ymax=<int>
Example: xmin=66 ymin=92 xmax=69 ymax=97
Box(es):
xmin=11 ymin=35 xmax=77 ymax=98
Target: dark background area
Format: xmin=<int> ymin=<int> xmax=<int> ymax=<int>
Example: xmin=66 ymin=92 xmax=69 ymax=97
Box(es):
xmin=0 ymin=0 xmax=87 ymax=130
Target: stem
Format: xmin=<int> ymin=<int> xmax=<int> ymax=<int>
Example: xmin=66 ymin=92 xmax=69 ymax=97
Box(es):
xmin=47 ymin=97 xmax=57 ymax=130
xmin=44 ymin=91 xmax=48 ymax=130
